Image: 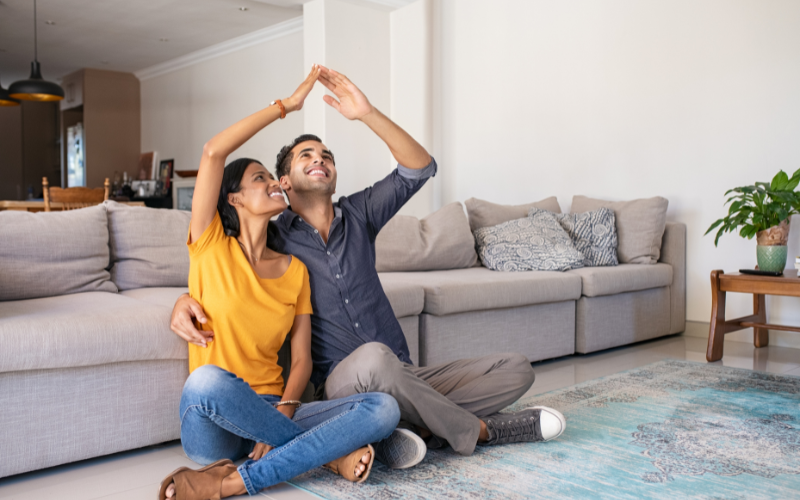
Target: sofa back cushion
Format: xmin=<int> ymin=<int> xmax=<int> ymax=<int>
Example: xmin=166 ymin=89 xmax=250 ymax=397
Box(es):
xmin=105 ymin=201 xmax=191 ymax=290
xmin=473 ymin=210 xmax=584 ymax=272
xmin=0 ymin=205 xmax=117 ymax=301
xmin=571 ymin=195 xmax=668 ymax=265
xmin=465 ymin=197 xmax=561 ymax=232
xmin=376 ymin=202 xmax=478 ymax=272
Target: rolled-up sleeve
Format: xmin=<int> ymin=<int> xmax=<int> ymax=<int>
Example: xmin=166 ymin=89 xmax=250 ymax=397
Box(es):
xmin=397 ymin=158 xmax=438 ymax=180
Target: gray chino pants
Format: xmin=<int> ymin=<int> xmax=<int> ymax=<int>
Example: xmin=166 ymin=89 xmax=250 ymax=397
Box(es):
xmin=322 ymin=342 xmax=536 ymax=456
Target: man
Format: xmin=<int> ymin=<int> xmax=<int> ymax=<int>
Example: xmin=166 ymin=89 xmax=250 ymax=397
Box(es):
xmin=170 ymin=66 xmax=565 ymax=470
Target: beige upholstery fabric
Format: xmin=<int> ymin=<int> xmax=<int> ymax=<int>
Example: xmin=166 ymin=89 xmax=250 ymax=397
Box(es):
xmin=376 ymin=202 xmax=477 ymax=272
xmin=575 ymin=287 xmax=671 ymax=353
xmin=660 ymin=222 xmax=687 ymax=334
xmin=378 ymin=279 xmax=425 ymax=318
xmin=105 ymin=201 xmax=192 ymax=290
xmin=0 ymin=292 xmax=187 ymax=373
xmin=398 ymin=315 xmax=419 ymax=366
xmin=571 ymin=195 xmax=669 ymax=264
xmin=120 ymin=286 xmax=189 ymax=309
xmin=0 ymin=360 xmax=186 ymax=478
xmin=465 ymin=196 xmax=561 ymax=232
xmin=0 ymin=205 xmax=117 ymax=301
xmin=380 ymin=267 xmax=582 ymax=316
xmin=567 ymin=263 xmax=672 ymax=297
xmin=419 ymin=302 xmax=575 ymax=366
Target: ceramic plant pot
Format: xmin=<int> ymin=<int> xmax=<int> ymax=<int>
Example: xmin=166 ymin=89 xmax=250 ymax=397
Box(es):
xmin=756 ymin=220 xmax=789 ymax=273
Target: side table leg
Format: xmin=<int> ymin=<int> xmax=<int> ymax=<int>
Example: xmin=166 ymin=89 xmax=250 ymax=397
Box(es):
xmin=707 ymin=270 xmax=727 ymax=362
xmin=753 ymin=293 xmax=768 ymax=348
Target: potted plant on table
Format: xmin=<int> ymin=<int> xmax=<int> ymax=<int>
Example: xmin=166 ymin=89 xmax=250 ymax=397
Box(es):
xmin=706 ymin=169 xmax=800 ymax=272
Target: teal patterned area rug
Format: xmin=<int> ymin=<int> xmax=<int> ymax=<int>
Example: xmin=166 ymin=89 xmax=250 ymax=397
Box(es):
xmin=289 ymin=360 xmax=800 ymax=500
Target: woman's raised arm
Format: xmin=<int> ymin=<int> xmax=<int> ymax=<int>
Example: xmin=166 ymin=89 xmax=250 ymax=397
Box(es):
xmin=189 ymin=65 xmax=321 ymax=243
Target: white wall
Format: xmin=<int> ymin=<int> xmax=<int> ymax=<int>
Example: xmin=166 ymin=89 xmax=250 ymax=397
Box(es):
xmin=303 ymin=0 xmax=392 ymax=201
xmin=141 ymin=29 xmax=304 ymax=176
xmin=436 ymin=0 xmax=800 ymax=341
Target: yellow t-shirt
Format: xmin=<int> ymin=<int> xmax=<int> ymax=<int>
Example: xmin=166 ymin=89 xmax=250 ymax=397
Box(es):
xmin=187 ymin=213 xmax=313 ymax=395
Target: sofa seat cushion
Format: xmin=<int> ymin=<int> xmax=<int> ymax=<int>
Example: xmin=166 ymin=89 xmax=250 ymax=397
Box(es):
xmin=378 ymin=279 xmax=424 ymax=318
xmin=121 ymin=287 xmax=190 ymax=309
xmin=0 ymin=292 xmax=187 ymax=374
xmin=568 ymin=263 xmax=672 ymax=297
xmin=380 ymin=268 xmax=582 ymax=316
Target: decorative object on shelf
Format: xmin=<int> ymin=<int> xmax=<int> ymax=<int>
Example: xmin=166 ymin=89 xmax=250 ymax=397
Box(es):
xmin=8 ymin=0 xmax=65 ymax=102
xmin=159 ymin=159 xmax=174 ymax=194
xmin=137 ymin=151 xmax=157 ymax=181
xmin=0 ymin=77 xmax=20 ymax=106
xmin=706 ymin=169 xmax=799 ymax=273
xmin=175 ymin=170 xmax=199 ymax=178
xmin=173 ymin=177 xmax=197 ymax=211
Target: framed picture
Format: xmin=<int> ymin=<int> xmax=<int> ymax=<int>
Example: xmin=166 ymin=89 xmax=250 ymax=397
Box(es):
xmin=172 ymin=177 xmax=196 ymax=211
xmin=159 ymin=159 xmax=174 ymax=194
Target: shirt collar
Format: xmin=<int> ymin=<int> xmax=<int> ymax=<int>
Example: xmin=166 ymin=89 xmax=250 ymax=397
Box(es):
xmin=277 ymin=204 xmax=343 ymax=230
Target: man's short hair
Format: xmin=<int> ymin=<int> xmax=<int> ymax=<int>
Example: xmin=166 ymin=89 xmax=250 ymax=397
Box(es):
xmin=274 ymin=134 xmax=334 ymax=180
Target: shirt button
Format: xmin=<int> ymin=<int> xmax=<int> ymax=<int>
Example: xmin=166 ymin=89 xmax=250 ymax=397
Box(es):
xmin=345 ymin=299 xmax=349 ymax=304
xmin=314 ymin=229 xmax=319 ymax=234
xmin=355 ymin=322 xmax=359 ymax=328
xmin=336 ymin=274 xmax=340 ymax=279
xmin=327 ymin=251 xmax=330 ymax=255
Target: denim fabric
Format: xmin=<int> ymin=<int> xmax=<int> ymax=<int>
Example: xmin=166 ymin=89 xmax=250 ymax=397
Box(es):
xmin=179 ymin=365 xmax=400 ymax=495
xmin=268 ymin=160 xmax=437 ymax=386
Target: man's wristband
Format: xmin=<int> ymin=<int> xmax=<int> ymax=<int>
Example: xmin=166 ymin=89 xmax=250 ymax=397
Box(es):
xmin=275 ymin=400 xmax=301 ymax=407
xmin=271 ymin=99 xmax=286 ymax=119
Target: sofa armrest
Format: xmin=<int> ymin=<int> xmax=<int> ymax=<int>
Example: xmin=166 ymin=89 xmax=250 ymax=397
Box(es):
xmin=659 ymin=221 xmax=686 ymax=333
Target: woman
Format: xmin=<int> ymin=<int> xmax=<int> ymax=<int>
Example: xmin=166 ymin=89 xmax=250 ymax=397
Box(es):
xmin=160 ymin=65 xmax=400 ymax=500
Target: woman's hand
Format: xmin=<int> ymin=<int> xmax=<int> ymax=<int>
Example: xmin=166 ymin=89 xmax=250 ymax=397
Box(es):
xmin=317 ymin=66 xmax=374 ymax=120
xmin=284 ymin=65 xmax=322 ymax=113
xmin=249 ymin=442 xmax=273 ymax=461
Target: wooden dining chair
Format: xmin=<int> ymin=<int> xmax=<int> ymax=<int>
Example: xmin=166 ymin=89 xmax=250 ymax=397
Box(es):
xmin=42 ymin=177 xmax=110 ymax=212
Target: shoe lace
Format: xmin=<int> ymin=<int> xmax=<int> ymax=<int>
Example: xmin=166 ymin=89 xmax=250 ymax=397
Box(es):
xmin=493 ymin=414 xmax=538 ymax=441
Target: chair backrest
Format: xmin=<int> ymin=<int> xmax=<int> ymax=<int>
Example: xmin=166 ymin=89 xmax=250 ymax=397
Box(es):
xmin=43 ymin=177 xmax=110 ymax=212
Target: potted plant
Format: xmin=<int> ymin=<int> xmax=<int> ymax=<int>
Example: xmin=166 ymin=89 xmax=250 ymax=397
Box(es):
xmin=706 ymin=169 xmax=800 ymax=272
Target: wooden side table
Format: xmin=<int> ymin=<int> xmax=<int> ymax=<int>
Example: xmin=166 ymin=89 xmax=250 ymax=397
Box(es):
xmin=707 ymin=269 xmax=800 ymax=361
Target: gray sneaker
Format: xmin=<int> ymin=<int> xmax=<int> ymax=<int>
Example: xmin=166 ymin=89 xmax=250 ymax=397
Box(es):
xmin=373 ymin=428 xmax=427 ymax=469
xmin=483 ymin=406 xmax=566 ymax=445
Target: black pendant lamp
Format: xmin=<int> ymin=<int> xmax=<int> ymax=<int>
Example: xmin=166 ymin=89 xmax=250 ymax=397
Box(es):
xmin=0 ymin=78 xmax=20 ymax=107
xmin=9 ymin=0 xmax=64 ymax=102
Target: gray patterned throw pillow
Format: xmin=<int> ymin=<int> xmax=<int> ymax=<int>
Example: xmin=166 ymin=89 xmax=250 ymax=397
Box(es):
xmin=473 ymin=210 xmax=585 ymax=272
xmin=530 ymin=207 xmax=619 ymax=267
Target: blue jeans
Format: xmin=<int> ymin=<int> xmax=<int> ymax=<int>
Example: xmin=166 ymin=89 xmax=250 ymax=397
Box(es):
xmin=179 ymin=365 xmax=400 ymax=495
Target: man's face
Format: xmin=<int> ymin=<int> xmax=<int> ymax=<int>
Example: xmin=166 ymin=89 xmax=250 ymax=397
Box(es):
xmin=280 ymin=140 xmax=337 ymax=200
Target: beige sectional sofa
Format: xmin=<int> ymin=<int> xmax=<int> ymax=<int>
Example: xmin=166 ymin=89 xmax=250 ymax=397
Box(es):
xmin=0 ymin=197 xmax=685 ymax=478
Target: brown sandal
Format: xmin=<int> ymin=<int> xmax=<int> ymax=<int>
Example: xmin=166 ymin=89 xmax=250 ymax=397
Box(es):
xmin=157 ymin=459 xmax=237 ymax=500
xmin=323 ymin=444 xmax=375 ymax=483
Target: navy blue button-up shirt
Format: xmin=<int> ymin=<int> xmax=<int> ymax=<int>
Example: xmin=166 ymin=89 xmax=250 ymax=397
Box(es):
xmin=268 ymin=159 xmax=437 ymax=386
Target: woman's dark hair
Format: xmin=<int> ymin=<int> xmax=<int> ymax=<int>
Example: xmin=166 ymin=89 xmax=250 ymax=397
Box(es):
xmin=274 ymin=134 xmax=334 ymax=180
xmin=217 ymin=157 xmax=264 ymax=237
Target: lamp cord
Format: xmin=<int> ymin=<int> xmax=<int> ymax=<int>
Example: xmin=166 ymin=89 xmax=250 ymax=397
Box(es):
xmin=34 ymin=0 xmax=38 ymax=62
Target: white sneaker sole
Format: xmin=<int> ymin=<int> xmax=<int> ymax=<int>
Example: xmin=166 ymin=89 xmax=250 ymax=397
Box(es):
xmin=374 ymin=428 xmax=427 ymax=469
xmin=529 ymin=406 xmax=566 ymax=441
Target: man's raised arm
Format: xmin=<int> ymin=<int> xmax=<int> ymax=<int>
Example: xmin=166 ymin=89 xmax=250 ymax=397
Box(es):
xmin=317 ymin=66 xmax=431 ymax=170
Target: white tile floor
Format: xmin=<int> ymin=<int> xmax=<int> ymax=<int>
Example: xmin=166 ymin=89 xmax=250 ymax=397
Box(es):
xmin=3 ymin=331 xmax=800 ymax=500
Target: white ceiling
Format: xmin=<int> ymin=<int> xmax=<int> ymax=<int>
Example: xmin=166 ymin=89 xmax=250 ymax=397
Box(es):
xmin=0 ymin=0 xmax=303 ymax=87
xmin=0 ymin=0 xmax=415 ymax=88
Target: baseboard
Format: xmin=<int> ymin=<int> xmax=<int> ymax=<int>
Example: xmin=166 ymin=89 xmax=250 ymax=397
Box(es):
xmin=682 ymin=320 xmax=800 ymax=349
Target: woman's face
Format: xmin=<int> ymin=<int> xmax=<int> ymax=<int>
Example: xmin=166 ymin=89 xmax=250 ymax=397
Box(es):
xmin=229 ymin=162 xmax=287 ymax=218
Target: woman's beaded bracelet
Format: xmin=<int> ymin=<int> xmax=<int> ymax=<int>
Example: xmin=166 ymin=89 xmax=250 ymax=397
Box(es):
xmin=275 ymin=400 xmax=302 ymax=407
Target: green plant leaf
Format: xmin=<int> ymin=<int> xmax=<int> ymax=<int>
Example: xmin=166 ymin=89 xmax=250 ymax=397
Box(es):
xmin=772 ymin=170 xmax=789 ymax=191
xmin=705 ymin=219 xmax=724 ymax=235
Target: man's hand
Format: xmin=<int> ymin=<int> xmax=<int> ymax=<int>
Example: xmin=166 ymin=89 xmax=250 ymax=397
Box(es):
xmin=170 ymin=294 xmax=214 ymax=348
xmin=317 ymin=66 xmax=374 ymax=121
xmin=284 ymin=64 xmax=322 ymax=113
xmin=249 ymin=442 xmax=273 ymax=461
